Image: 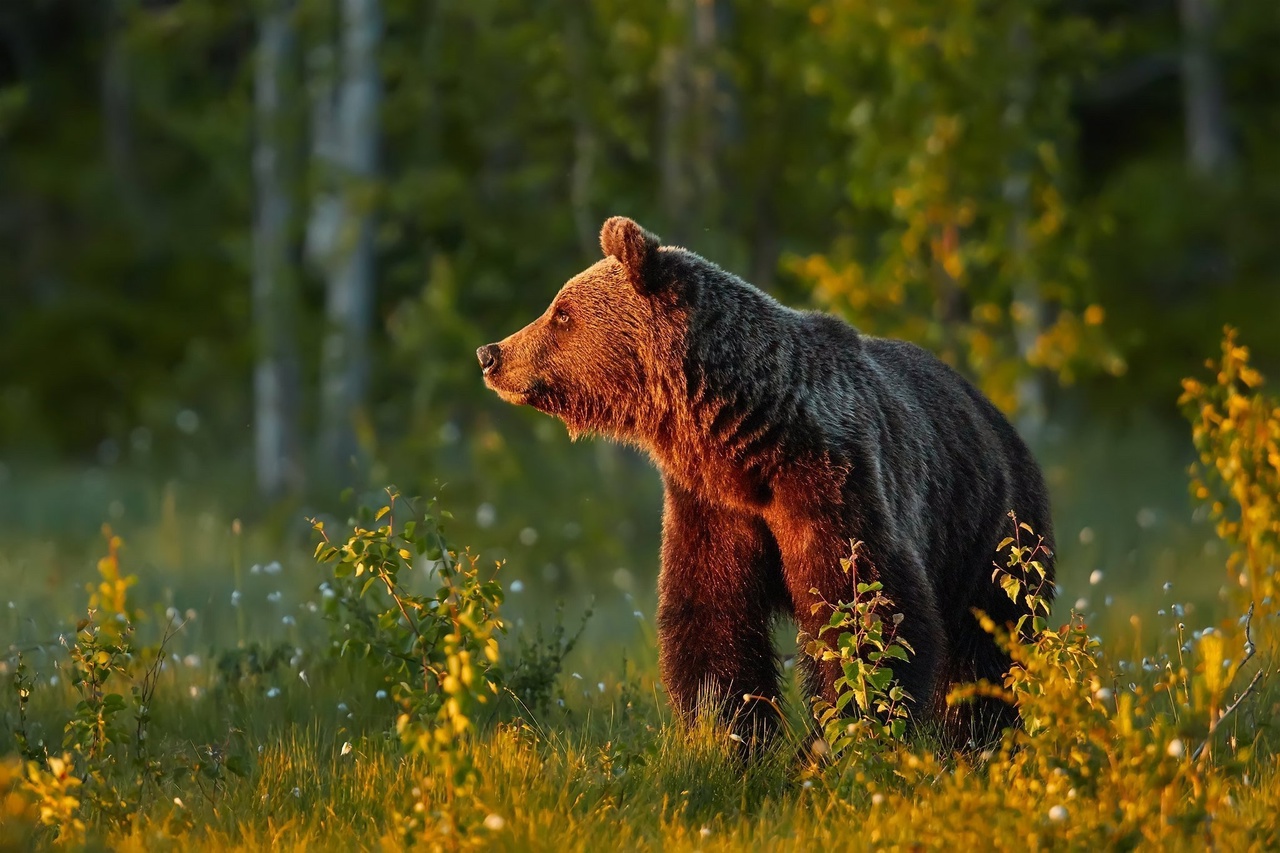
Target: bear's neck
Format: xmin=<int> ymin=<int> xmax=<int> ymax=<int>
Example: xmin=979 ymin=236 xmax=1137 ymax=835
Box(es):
xmin=645 ymin=303 xmax=834 ymax=509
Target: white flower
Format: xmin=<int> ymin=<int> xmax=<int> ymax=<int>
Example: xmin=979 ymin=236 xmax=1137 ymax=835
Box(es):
xmin=572 ymin=672 xmax=582 ymax=680
xmin=292 ymin=787 xmax=301 ymax=799
xmin=173 ymin=797 xmax=185 ymax=808
xmin=699 ymin=826 xmax=711 ymax=838
xmin=183 ymin=654 xmax=201 ymax=668
xmin=282 ymin=615 xmax=296 ymax=626
xmin=338 ymin=702 xmax=349 ymax=712
xmin=341 ymin=741 xmax=353 ymax=757
xmin=265 ymin=560 xmax=283 ymax=575
xmin=267 ymin=590 xmax=283 ymax=604
xmin=266 ymin=687 xmax=281 ymax=698
xmin=231 ymin=590 xmax=242 ymax=606
xmin=1167 ymin=739 xmax=1185 ymax=758
xmin=376 ymin=689 xmax=388 ymax=700
xmin=598 ymin=682 xmax=606 ymax=693
xmin=1048 ymin=805 xmax=1068 ymax=822
xmin=633 ymin=610 xmax=644 ymax=619
xmin=871 ymin=793 xmax=885 ymax=806
xmin=1094 ymin=687 xmax=1113 ymax=702
xmin=509 ymin=580 xmax=525 ymax=593
xmin=1089 ymin=570 xmax=1104 ymax=586
xmin=166 ymin=606 xmax=180 ymax=622
xmin=1074 ymin=597 xmax=1088 ymax=612
xmin=483 ymin=814 xmax=505 ymax=831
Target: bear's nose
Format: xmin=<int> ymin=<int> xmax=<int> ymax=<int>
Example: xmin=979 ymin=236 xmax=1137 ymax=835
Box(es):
xmin=477 ymin=344 xmax=501 ymax=374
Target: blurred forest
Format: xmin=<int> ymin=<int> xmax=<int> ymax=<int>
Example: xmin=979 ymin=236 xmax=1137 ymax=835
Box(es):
xmin=1 ymin=0 xmax=1278 ymax=605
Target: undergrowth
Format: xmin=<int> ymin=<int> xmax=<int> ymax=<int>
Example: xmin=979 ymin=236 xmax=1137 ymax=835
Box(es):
xmin=2 ymin=329 xmax=1279 ymax=850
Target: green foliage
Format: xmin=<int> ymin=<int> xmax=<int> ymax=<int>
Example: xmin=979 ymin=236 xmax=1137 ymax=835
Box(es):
xmin=802 ymin=540 xmax=913 ymax=768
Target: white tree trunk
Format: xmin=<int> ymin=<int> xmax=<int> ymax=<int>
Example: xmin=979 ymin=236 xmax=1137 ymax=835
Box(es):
xmin=1180 ymin=0 xmax=1230 ymax=177
xmin=308 ymin=0 xmax=381 ymax=481
xmin=659 ymin=0 xmax=690 ymax=244
xmin=252 ymin=0 xmax=303 ymax=500
xmin=1004 ymin=18 xmax=1046 ymax=440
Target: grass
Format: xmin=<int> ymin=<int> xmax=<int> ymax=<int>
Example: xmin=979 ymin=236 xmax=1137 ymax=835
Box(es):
xmin=3 ymin=411 xmax=1279 ymax=850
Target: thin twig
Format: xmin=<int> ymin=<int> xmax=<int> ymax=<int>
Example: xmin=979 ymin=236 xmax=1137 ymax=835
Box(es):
xmin=1193 ymin=602 xmax=1266 ymax=762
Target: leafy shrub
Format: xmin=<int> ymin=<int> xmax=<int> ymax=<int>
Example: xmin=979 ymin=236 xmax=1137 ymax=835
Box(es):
xmin=311 ymin=488 xmax=508 ymax=840
xmin=1181 ymin=326 xmax=1280 ymax=644
xmin=801 ymin=539 xmax=913 ymax=772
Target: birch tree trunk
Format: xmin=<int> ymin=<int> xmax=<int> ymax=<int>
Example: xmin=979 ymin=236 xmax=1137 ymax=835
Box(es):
xmin=1004 ymin=18 xmax=1046 ymax=440
xmin=252 ymin=0 xmax=303 ymax=499
xmin=308 ymin=0 xmax=381 ymax=482
xmin=1179 ymin=0 xmax=1231 ymax=178
xmin=660 ymin=0 xmax=692 ymax=246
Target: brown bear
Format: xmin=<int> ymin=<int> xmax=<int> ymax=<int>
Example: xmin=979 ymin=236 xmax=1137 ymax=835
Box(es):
xmin=478 ymin=216 xmax=1055 ymax=746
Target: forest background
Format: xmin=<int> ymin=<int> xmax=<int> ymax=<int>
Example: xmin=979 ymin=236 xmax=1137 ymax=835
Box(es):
xmin=2 ymin=0 xmax=1278 ymax=643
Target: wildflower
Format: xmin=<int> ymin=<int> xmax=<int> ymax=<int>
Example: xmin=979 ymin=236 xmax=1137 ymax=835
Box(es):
xmin=802 ymin=780 xmax=814 ymax=790
xmin=728 ymin=733 xmax=744 ymax=743
xmin=484 ymin=814 xmax=506 ymax=831
xmin=173 ymin=797 xmax=185 ymax=809
xmin=338 ymin=702 xmax=349 ymax=713
xmin=509 ymin=580 xmax=525 ymax=594
xmin=1048 ymin=805 xmax=1068 ymax=822
xmin=166 ymin=606 xmax=180 ymax=622
xmin=871 ymin=793 xmax=885 ymax=806
xmin=1094 ymin=687 xmax=1113 ymax=702
xmin=267 ymin=687 xmax=281 ymax=698
xmin=268 ymin=590 xmax=283 ymax=603
xmin=299 ymin=670 xmax=309 ymax=685
xmin=598 ymin=682 xmax=606 ymax=693
xmin=698 ymin=826 xmax=711 ymax=839
xmin=376 ymin=689 xmax=388 ymax=700
xmin=1167 ymin=739 xmax=1185 ymax=758
xmin=265 ymin=560 xmax=283 ymax=575
xmin=1089 ymin=570 xmax=1103 ymax=585
xmin=282 ymin=615 xmax=296 ymax=626
xmin=1163 ymin=581 xmax=1173 ymax=592
xmin=341 ymin=741 xmax=353 ymax=757
xmin=292 ymin=787 xmax=301 ymax=799
xmin=1074 ymin=597 xmax=1088 ymax=611
xmin=231 ymin=590 xmax=242 ymax=607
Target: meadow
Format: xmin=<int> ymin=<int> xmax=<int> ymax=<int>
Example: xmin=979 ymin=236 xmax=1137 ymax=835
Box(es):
xmin=2 ymin=332 xmax=1278 ymax=852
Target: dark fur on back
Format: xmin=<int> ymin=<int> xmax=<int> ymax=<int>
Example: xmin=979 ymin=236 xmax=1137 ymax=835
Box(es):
xmin=480 ymin=217 xmax=1055 ymax=746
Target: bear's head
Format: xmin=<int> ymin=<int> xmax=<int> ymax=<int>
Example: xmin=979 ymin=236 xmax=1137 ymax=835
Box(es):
xmin=478 ymin=216 xmax=682 ymax=441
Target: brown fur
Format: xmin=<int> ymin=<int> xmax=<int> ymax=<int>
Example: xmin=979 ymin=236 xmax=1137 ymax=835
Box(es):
xmin=479 ymin=216 xmax=1055 ymax=748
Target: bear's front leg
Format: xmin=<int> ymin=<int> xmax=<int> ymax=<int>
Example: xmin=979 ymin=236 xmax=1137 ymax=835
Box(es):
xmin=656 ymin=480 xmax=785 ymax=746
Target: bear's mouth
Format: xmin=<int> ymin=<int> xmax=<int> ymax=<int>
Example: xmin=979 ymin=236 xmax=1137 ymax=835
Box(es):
xmin=484 ymin=373 xmax=552 ymax=410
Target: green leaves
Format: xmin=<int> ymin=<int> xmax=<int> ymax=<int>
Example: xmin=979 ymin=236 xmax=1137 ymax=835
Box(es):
xmin=802 ymin=539 xmax=914 ymax=770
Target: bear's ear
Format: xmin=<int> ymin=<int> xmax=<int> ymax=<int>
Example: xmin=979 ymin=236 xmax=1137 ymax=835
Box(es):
xmin=600 ymin=216 xmax=661 ymax=293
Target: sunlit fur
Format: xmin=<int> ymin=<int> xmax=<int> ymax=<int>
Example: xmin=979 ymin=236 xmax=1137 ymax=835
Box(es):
xmin=481 ymin=216 xmax=1056 ymax=747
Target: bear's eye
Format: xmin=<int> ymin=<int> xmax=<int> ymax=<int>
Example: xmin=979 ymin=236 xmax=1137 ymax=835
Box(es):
xmin=554 ymin=308 xmax=571 ymax=326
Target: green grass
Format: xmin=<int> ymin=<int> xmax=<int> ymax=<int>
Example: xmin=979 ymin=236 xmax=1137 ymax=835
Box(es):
xmin=3 ymin=419 xmax=1279 ymax=850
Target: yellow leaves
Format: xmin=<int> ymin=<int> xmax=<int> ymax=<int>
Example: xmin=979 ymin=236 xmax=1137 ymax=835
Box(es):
xmin=1182 ymin=327 xmax=1280 ymax=636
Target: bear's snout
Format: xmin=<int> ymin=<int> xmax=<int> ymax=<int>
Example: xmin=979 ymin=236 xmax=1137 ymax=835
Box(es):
xmin=477 ymin=343 xmax=502 ymax=375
